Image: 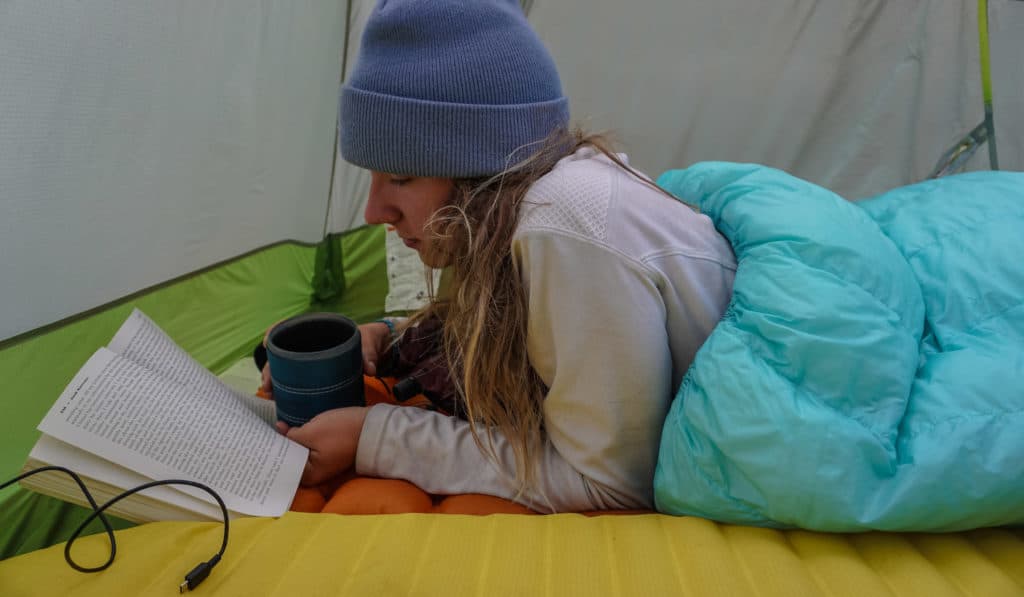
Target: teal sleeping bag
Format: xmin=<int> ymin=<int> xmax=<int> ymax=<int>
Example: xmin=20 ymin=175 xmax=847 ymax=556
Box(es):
xmin=653 ymin=163 xmax=1024 ymax=532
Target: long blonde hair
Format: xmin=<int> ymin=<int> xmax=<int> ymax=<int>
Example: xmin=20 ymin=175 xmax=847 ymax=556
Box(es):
xmin=402 ymin=126 xmax=670 ymax=496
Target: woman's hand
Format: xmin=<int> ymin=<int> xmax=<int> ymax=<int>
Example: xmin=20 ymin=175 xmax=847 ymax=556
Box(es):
xmin=360 ymin=322 xmax=393 ymax=376
xmin=276 ymin=407 xmax=368 ymax=486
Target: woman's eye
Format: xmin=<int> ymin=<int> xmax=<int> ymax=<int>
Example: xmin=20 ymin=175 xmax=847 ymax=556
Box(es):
xmin=390 ymin=177 xmax=412 ymax=186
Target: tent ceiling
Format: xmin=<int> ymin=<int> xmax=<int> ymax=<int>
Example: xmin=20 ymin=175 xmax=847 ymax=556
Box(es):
xmin=529 ymin=0 xmax=1022 ymax=197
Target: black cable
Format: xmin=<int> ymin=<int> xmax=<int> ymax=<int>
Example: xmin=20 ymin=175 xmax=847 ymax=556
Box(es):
xmin=2 ymin=466 xmax=117 ymax=570
xmin=1 ymin=466 xmax=228 ymax=592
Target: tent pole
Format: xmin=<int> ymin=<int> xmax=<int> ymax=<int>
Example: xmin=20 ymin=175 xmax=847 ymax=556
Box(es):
xmin=978 ymin=0 xmax=999 ymax=170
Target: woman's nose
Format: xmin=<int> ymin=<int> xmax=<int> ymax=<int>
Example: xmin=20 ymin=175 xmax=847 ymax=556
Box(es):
xmin=364 ymin=177 xmax=397 ymax=225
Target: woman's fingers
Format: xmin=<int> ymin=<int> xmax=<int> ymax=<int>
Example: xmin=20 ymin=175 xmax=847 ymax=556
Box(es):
xmin=360 ymin=322 xmax=391 ymax=375
xmin=279 ymin=408 xmax=367 ymax=486
xmin=260 ymin=363 xmax=274 ymax=399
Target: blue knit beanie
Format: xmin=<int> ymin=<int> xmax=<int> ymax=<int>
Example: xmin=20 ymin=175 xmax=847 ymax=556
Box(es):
xmin=339 ymin=0 xmax=570 ymax=178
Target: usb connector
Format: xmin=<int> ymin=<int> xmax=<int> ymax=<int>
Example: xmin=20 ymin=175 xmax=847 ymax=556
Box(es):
xmin=179 ymin=555 xmax=221 ymax=593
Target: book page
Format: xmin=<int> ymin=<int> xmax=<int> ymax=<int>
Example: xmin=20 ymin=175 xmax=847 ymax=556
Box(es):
xmin=38 ymin=348 xmax=307 ymax=517
xmin=108 ymin=309 xmax=275 ymax=424
xmin=26 ymin=435 xmax=225 ymax=521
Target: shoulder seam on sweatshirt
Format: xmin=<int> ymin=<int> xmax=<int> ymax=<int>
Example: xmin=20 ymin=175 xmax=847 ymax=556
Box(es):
xmin=642 ymin=248 xmax=738 ymax=272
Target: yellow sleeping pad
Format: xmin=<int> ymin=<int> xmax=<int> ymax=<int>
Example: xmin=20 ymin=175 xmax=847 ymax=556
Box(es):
xmin=2 ymin=513 xmax=1022 ymax=596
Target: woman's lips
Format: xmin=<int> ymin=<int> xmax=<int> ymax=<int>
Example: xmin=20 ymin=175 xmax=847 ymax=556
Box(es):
xmin=403 ymin=237 xmax=419 ymax=249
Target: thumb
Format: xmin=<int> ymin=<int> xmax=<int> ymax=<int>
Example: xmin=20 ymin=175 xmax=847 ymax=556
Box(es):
xmin=283 ymin=422 xmax=314 ymax=447
xmin=364 ymin=359 xmax=377 ymax=377
xmin=284 ymin=424 xmax=319 ymax=486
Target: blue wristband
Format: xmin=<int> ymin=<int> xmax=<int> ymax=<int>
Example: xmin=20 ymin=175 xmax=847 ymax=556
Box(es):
xmin=376 ymin=317 xmax=396 ymax=336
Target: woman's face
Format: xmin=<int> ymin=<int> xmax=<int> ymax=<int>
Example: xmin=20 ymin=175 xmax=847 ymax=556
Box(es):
xmin=364 ymin=172 xmax=455 ymax=267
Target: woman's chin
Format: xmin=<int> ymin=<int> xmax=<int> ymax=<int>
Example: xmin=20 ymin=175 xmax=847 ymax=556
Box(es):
xmin=418 ymin=246 xmax=453 ymax=269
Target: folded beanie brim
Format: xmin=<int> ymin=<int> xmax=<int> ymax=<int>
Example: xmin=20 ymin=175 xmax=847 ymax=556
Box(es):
xmin=340 ymin=85 xmax=570 ymax=178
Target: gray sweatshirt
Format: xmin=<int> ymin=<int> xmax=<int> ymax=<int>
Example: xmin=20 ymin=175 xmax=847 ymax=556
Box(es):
xmin=355 ymin=149 xmax=736 ymax=511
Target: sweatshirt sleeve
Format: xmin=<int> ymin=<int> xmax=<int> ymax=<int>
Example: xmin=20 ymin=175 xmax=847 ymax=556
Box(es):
xmin=356 ymin=230 xmax=675 ymax=512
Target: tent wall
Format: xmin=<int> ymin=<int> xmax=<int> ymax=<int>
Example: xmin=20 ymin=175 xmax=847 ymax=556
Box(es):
xmin=988 ymin=0 xmax=1024 ymax=167
xmin=4 ymin=1 xmax=1021 ymax=342
xmin=0 ymin=0 xmax=348 ymax=342
xmin=532 ymin=0 xmax=1024 ymax=197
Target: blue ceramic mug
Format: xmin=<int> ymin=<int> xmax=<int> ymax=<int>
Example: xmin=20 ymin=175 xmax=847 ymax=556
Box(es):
xmin=265 ymin=312 xmax=365 ymax=426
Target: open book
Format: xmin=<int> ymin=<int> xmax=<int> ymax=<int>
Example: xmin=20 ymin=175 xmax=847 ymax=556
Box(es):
xmin=19 ymin=309 xmax=308 ymax=523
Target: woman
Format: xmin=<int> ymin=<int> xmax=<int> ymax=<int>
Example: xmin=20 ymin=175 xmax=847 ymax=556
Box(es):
xmin=270 ymin=0 xmax=736 ymax=512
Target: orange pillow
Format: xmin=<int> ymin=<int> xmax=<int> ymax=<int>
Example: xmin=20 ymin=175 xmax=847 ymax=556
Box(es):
xmin=286 ymin=376 xmax=652 ymax=517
